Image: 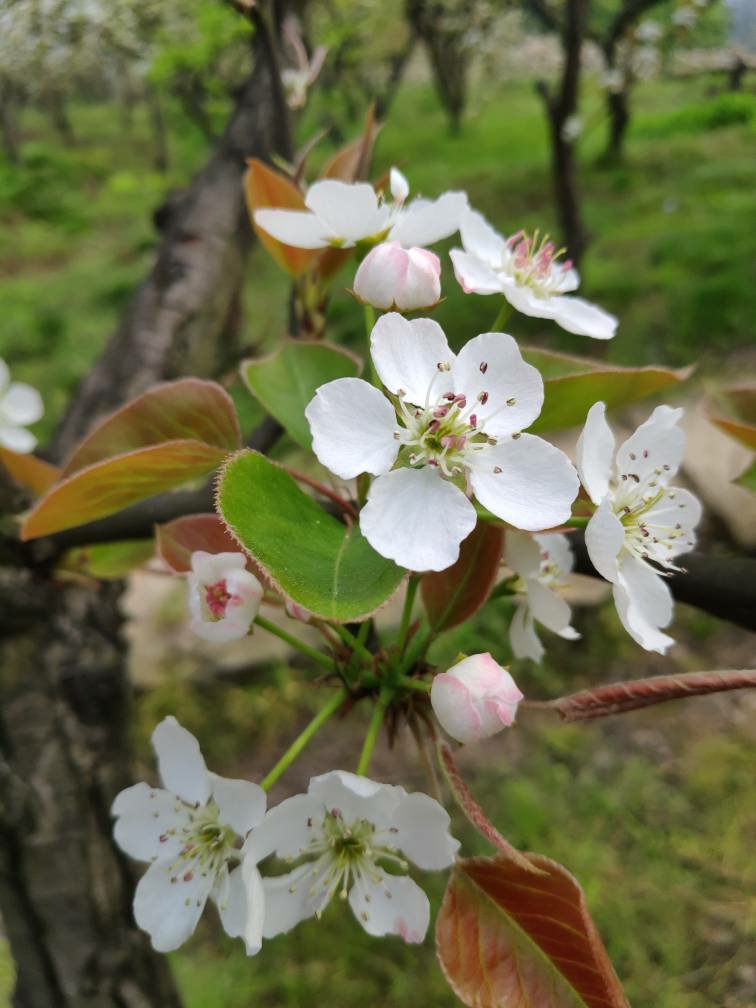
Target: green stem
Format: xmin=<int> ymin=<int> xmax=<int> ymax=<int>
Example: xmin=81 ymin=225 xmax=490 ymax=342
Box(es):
xmin=398 ymin=674 xmax=431 ymax=692
xmin=331 ymin=622 xmax=374 ymax=665
xmin=261 ymin=688 xmax=348 ymax=791
xmin=363 ymin=303 xmax=376 ymax=338
xmin=254 ymin=615 xmax=335 ymax=672
xmin=401 ymin=623 xmax=433 ymax=674
xmin=489 ymin=300 xmax=512 ymax=331
xmin=397 ymin=575 xmax=420 ymax=656
xmin=356 ymin=689 xmax=390 ymax=775
xmin=565 ymin=515 xmax=589 ymax=528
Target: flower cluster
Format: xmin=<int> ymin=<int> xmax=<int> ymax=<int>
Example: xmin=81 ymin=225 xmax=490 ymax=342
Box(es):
xmin=113 ymin=719 xmax=458 ymax=953
xmin=0 ymin=358 xmax=43 ymax=454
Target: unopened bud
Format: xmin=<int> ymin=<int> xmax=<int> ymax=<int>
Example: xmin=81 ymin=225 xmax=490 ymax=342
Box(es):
xmin=430 ymin=653 xmax=523 ymax=744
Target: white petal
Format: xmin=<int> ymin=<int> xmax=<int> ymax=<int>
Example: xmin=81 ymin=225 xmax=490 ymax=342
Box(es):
xmin=152 ymin=716 xmax=211 ymax=806
xmin=0 ymin=425 xmax=37 ymax=453
xmin=111 ymin=783 xmax=189 ymax=861
xmin=308 ymin=770 xmax=398 ymax=831
xmin=576 ymin=402 xmax=615 ymax=505
xmin=533 ymin=531 xmax=575 ymax=579
xmin=189 ymin=611 xmax=252 ymax=644
xmin=305 ymin=179 xmax=388 ymax=243
xmin=389 ymin=191 xmax=468 ymax=247
xmin=527 ymin=579 xmax=576 ymax=635
xmin=615 ymin=405 xmax=685 ymax=484
xmin=370 ymin=314 xmax=454 ymax=406
xmin=210 ymin=773 xmax=266 ymax=837
xmin=360 ymin=468 xmax=477 ymax=572
xmin=509 ymin=604 xmax=544 ymax=662
xmin=504 ymin=530 xmax=542 ymax=578
xmin=2 ymin=383 xmax=43 ymax=425
xmin=431 ymin=671 xmax=484 ymax=744
xmin=460 ymin=208 xmax=507 ymax=266
xmin=499 ymin=278 xmax=560 ymax=321
xmin=613 ymin=555 xmax=674 ymax=653
xmin=469 ymin=435 xmax=579 ymax=530
xmin=349 ymin=872 xmax=430 ymax=943
xmin=305 ymin=377 xmax=398 ymax=480
xmin=262 ymin=862 xmax=331 ymax=938
xmin=134 ymin=855 xmax=214 ymax=952
xmin=390 ymin=167 xmax=410 ymax=203
xmin=390 ymin=791 xmax=459 ymax=869
xmin=245 ymin=793 xmax=322 ymax=862
xmin=643 ymin=487 xmax=702 ymax=560
xmin=216 ymin=860 xmax=265 ymax=955
xmin=395 ymin=248 xmax=441 ymax=311
xmin=253 ymin=208 xmax=329 ymax=249
xmin=550 ymin=295 xmax=617 ymax=339
xmin=0 ymin=359 xmax=8 ymax=392
xmin=353 ymin=243 xmax=406 ymax=310
xmin=450 ymin=248 xmax=504 ymax=295
xmin=452 ymin=332 xmax=544 ymax=437
xmin=190 ymin=550 xmax=246 ymax=583
xmin=584 ymin=498 xmax=624 ymax=582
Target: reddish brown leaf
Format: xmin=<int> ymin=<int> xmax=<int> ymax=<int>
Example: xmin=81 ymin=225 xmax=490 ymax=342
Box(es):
xmin=321 ymin=103 xmax=380 ymax=182
xmin=422 ymin=522 xmax=503 ymax=632
xmin=21 ymin=441 xmax=227 ymax=540
xmin=156 ymin=513 xmax=243 ymax=573
xmin=244 ymin=158 xmax=320 ymax=277
xmin=0 ymin=447 xmax=59 ymax=495
xmin=437 ymin=855 xmax=629 ymax=1008
xmin=62 ymin=379 xmax=240 ymax=477
xmin=540 ymin=668 xmax=756 ymax=722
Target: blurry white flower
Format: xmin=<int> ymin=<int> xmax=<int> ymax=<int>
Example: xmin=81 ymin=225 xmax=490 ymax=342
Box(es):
xmin=431 ymin=653 xmax=523 ymax=744
xmin=254 ymin=169 xmax=467 ymax=251
xmin=247 ymin=770 xmax=458 ymax=942
xmin=636 ymin=19 xmax=662 ymax=42
xmin=601 ymin=67 xmax=625 ymax=93
xmin=188 ymin=551 xmax=263 ymax=643
xmin=451 ymin=209 xmax=617 ymax=340
xmin=561 ymin=114 xmax=583 ymax=143
xmin=505 ymin=531 xmax=580 ymax=662
xmin=281 ymin=18 xmax=327 ymax=110
xmin=305 ymin=314 xmax=578 ymax=572
xmin=576 ymin=403 xmax=702 ymax=653
xmin=352 ymin=241 xmax=441 ymax=311
xmin=0 ymin=358 xmax=43 ymax=453
xmin=672 ymin=5 xmax=697 ymax=28
xmin=112 ymin=716 xmax=266 ymax=954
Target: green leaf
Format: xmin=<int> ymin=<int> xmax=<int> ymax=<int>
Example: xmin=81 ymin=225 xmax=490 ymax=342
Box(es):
xmin=436 ymin=854 xmax=630 ymax=1008
xmin=59 ymin=539 xmax=155 ymax=578
xmin=217 ymin=450 xmax=404 ymax=622
xmin=21 ymin=441 xmax=227 ymax=540
xmin=421 ymin=522 xmax=503 ymax=633
xmin=522 ymin=348 xmax=691 ymax=433
xmin=62 ymin=378 xmax=240 ymax=476
xmin=736 ymin=460 xmax=756 ymax=494
xmin=241 ymin=341 xmax=361 ymax=450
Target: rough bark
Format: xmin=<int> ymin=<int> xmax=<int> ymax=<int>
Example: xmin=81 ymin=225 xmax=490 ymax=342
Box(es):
xmin=536 ymin=0 xmax=587 ymax=265
xmin=0 ymin=14 xmax=291 ymax=1007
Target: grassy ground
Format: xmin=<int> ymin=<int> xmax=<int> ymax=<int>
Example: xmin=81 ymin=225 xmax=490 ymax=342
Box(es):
xmin=1 ymin=70 xmax=755 ymax=1008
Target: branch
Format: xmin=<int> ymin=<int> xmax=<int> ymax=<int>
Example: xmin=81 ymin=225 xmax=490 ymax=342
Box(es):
xmin=603 ymin=0 xmax=666 ymax=58
xmin=528 ymin=669 xmax=756 ymax=722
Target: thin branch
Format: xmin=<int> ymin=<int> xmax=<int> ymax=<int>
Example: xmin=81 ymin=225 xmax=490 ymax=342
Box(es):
xmin=527 ymin=669 xmax=756 ymax=722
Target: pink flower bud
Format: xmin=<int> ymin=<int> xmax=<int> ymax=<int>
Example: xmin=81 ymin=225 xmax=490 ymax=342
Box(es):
xmin=352 ymin=241 xmax=441 ymax=312
xmin=430 ymin=653 xmax=523 ymax=744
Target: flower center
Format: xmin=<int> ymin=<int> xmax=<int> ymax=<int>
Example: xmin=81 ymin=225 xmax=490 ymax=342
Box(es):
xmin=161 ymin=801 xmax=237 ymax=889
xmin=205 ymin=579 xmax=233 ymax=619
xmin=504 ymin=229 xmax=572 ymax=296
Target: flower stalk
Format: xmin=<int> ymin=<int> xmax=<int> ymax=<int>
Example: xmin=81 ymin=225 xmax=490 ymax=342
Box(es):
xmin=261 ymin=687 xmax=349 ymax=791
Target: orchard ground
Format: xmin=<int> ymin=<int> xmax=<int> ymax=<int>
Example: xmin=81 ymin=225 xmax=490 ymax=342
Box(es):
xmin=0 ymin=73 xmax=755 ymax=1007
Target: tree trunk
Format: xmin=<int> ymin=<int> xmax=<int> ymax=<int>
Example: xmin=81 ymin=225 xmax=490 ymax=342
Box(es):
xmin=0 ymin=18 xmax=292 ymax=1008
xmin=0 ymin=78 xmax=21 ymax=165
xmin=603 ymin=85 xmax=630 ymax=162
xmin=406 ymin=0 xmax=468 ymax=134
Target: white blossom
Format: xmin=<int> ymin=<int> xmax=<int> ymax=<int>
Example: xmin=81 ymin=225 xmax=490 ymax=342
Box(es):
xmin=576 ymin=402 xmax=702 ymax=653
xmin=450 ymin=208 xmax=617 ymax=340
xmin=561 ymin=114 xmax=583 ymax=143
xmin=431 ymin=653 xmax=523 ymax=744
xmin=0 ymin=358 xmax=43 ymax=453
xmin=352 ymin=241 xmax=442 ymax=311
xmin=253 ymin=169 xmax=468 ymax=251
xmin=305 ymin=314 xmax=579 ymax=572
xmin=505 ymin=530 xmax=580 ymax=662
xmin=111 ymin=717 xmax=266 ymax=954
xmin=281 ymin=17 xmax=327 ymax=109
xmin=246 ymin=770 xmax=458 ymax=942
xmin=187 ymin=551 xmax=263 ymax=643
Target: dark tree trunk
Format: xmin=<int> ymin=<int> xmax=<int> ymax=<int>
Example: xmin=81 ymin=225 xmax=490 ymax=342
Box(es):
xmin=0 ymin=17 xmax=292 ymax=1008
xmin=727 ymin=55 xmax=747 ymax=92
xmin=604 ymin=85 xmax=630 ymax=162
xmin=406 ymin=0 xmax=468 ymax=134
xmin=0 ymin=78 xmax=21 ymax=165
xmin=48 ymin=93 xmax=75 ymax=146
xmin=536 ymin=0 xmax=587 ymax=266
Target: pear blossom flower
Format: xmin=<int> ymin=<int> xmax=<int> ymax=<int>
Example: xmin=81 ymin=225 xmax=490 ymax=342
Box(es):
xmin=0 ymin=358 xmax=44 ymax=453
xmin=253 ymin=167 xmax=467 ymax=251
xmin=505 ymin=530 xmax=580 ymax=663
xmin=561 ymin=114 xmax=583 ymax=143
xmin=281 ymin=17 xmax=327 ymax=109
xmin=601 ymin=67 xmax=625 ymax=93
xmin=576 ymin=402 xmax=702 ymax=654
xmin=431 ymin=653 xmax=523 ymax=744
xmin=305 ymin=313 xmax=579 ymax=572
xmin=188 ymin=551 xmax=263 ymax=643
xmin=247 ymin=770 xmax=458 ymax=942
xmin=450 ymin=209 xmax=617 ymax=340
xmin=111 ymin=717 xmax=266 ymax=954
xmin=352 ymin=241 xmax=441 ymax=311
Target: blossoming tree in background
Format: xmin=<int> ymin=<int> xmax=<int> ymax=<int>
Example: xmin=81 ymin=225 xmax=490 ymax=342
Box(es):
xmin=2 ymin=77 xmax=755 ymax=1008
